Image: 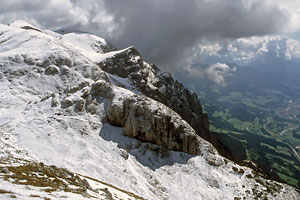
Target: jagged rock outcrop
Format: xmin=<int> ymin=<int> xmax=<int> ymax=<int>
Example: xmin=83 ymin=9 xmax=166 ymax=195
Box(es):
xmin=97 ymin=47 xmax=233 ymax=159
xmin=1 ymin=21 xmax=300 ymax=200
xmin=89 ymin=80 xmax=215 ymax=155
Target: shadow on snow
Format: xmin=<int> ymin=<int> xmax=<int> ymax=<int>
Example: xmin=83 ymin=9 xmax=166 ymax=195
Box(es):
xmin=99 ymin=123 xmax=195 ymax=171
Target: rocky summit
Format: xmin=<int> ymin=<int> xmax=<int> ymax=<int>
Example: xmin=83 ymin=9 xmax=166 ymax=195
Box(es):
xmin=0 ymin=21 xmax=299 ymax=200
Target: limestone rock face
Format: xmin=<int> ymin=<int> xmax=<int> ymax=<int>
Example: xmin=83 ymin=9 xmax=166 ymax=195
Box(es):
xmin=98 ymin=47 xmax=233 ymax=159
xmin=1 ymin=21 xmax=300 ymax=200
xmin=90 ymin=80 xmax=214 ymax=155
xmin=122 ymin=97 xmax=203 ymax=155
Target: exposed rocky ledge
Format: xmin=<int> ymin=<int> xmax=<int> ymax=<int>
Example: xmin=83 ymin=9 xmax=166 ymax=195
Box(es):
xmin=89 ymin=80 xmax=216 ymax=155
xmin=97 ymin=47 xmax=233 ymax=159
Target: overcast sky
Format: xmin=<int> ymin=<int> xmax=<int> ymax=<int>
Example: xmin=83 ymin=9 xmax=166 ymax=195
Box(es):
xmin=1 ymin=0 xmax=300 ymax=69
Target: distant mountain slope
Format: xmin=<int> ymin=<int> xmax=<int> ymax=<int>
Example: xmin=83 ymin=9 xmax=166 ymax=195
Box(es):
xmin=175 ymin=49 xmax=300 ymax=188
xmin=0 ymin=21 xmax=299 ymax=200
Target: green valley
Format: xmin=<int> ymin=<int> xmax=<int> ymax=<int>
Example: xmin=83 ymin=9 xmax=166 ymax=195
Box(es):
xmin=176 ymin=65 xmax=300 ymax=188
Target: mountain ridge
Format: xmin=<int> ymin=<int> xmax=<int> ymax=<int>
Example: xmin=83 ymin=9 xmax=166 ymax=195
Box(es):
xmin=0 ymin=20 xmax=299 ymax=200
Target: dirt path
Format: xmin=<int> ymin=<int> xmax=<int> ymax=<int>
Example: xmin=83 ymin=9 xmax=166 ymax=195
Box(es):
xmin=279 ymin=126 xmax=299 ymax=136
xmin=263 ymin=117 xmax=272 ymax=133
xmin=263 ymin=117 xmax=300 ymax=163
xmin=287 ymin=143 xmax=300 ymax=163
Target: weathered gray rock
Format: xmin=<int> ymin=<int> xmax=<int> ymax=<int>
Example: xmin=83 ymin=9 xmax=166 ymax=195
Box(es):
xmin=90 ymin=80 xmax=215 ymax=155
xmin=97 ymin=47 xmax=233 ymax=159
xmin=45 ymin=64 xmax=60 ymax=75
xmin=1 ymin=167 xmax=9 ymax=174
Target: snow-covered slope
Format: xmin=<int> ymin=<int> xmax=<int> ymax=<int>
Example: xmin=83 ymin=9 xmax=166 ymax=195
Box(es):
xmin=0 ymin=21 xmax=299 ymax=200
xmin=0 ymin=159 xmax=145 ymax=200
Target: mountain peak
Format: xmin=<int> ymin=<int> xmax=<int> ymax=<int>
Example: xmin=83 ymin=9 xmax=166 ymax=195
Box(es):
xmin=0 ymin=21 xmax=299 ymax=200
xmin=9 ymin=20 xmax=41 ymax=31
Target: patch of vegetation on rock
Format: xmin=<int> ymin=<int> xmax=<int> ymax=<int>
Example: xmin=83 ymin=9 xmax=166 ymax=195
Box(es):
xmin=0 ymin=162 xmax=95 ymax=198
xmin=21 ymin=26 xmax=42 ymax=33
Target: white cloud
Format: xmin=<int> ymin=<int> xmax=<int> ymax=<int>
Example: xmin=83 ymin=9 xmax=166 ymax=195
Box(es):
xmin=0 ymin=0 xmax=291 ymax=67
xmin=185 ymin=63 xmax=236 ymax=86
xmin=205 ymin=63 xmax=236 ymax=86
xmin=193 ymin=35 xmax=300 ymax=66
xmin=0 ymin=0 xmax=300 ymax=68
xmin=272 ymin=0 xmax=300 ymax=33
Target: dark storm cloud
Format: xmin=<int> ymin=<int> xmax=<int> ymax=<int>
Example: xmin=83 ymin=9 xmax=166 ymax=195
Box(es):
xmin=102 ymin=0 xmax=287 ymax=67
xmin=0 ymin=0 xmax=45 ymax=12
xmin=0 ymin=0 xmax=289 ymax=68
xmin=0 ymin=0 xmax=81 ymax=29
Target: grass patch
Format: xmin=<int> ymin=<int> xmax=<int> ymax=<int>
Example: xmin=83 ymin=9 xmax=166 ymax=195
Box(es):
xmin=277 ymin=172 xmax=299 ymax=187
xmin=21 ymin=26 xmax=42 ymax=33
xmin=260 ymin=143 xmax=276 ymax=151
xmin=0 ymin=162 xmax=94 ymax=198
xmin=0 ymin=161 xmax=146 ymax=200
xmin=29 ymin=194 xmax=41 ymax=198
xmin=0 ymin=189 xmax=13 ymax=194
